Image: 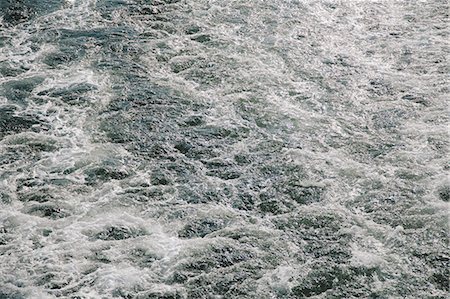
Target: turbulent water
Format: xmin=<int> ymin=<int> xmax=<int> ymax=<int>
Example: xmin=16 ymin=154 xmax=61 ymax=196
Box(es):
xmin=0 ymin=0 xmax=448 ymax=298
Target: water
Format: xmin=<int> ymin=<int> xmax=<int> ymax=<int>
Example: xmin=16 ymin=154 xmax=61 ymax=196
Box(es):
xmin=0 ymin=0 xmax=448 ymax=298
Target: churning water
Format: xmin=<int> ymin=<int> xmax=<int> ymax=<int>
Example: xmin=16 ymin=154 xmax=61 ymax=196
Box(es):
xmin=0 ymin=0 xmax=448 ymax=298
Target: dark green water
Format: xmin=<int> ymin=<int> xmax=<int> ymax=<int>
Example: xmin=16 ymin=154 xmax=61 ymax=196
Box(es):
xmin=0 ymin=0 xmax=448 ymax=298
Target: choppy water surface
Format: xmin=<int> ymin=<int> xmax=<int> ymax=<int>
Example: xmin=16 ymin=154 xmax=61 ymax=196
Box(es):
xmin=0 ymin=0 xmax=448 ymax=298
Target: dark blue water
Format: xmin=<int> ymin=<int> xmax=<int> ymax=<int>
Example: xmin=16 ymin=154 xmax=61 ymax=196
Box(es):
xmin=0 ymin=0 xmax=448 ymax=298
